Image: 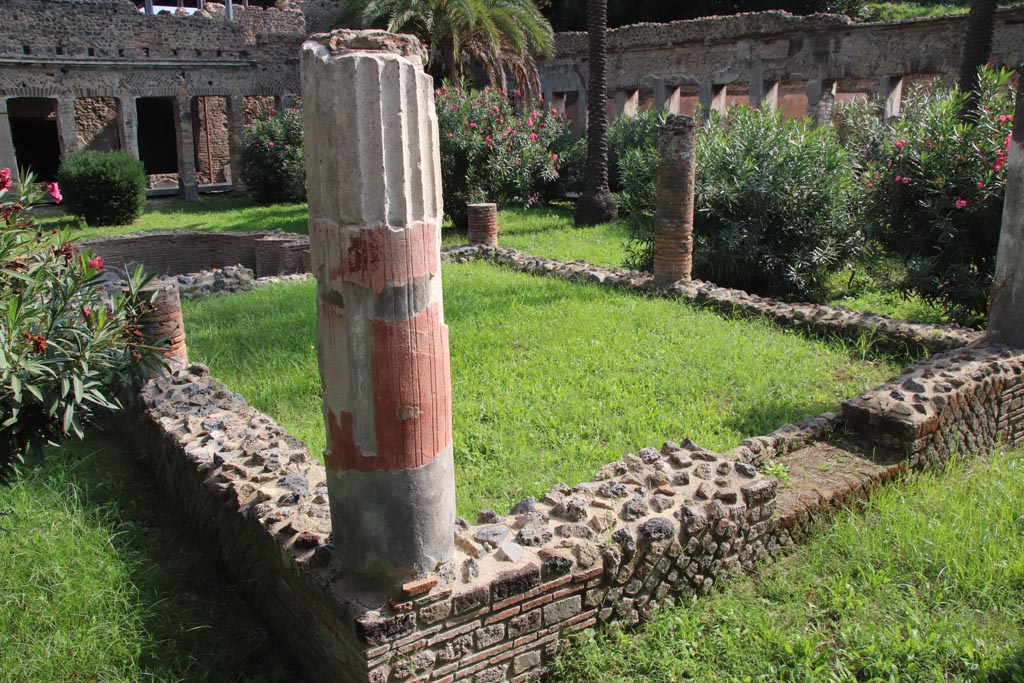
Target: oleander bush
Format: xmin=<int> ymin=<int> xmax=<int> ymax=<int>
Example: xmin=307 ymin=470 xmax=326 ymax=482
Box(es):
xmin=240 ymin=107 xmax=306 ymax=205
xmin=436 ymin=84 xmax=574 ymax=229
xmin=619 ymin=106 xmax=861 ymax=297
xmin=849 ymin=67 xmax=1016 ymax=327
xmin=0 ymin=169 xmax=161 ymax=484
xmin=56 ymin=150 xmax=146 ymax=226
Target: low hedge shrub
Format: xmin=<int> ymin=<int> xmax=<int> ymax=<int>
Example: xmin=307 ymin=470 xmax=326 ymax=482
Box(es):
xmin=56 ymin=151 xmax=146 ymax=227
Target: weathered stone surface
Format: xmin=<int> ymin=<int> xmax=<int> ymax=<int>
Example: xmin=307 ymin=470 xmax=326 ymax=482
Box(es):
xmin=304 ymin=29 xmax=453 ymax=580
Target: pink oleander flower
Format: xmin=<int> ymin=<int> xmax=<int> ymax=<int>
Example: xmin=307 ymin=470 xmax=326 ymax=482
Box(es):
xmin=446 ymin=132 xmax=452 ymax=138
xmin=514 ymin=160 xmax=520 ymax=166
xmin=550 ymin=153 xmax=559 ymax=161
xmin=46 ymin=182 xmax=62 ymax=203
xmin=451 ymin=105 xmax=459 ymax=111
xmin=954 ymin=199 xmax=968 ymax=209
xmin=978 ymin=181 xmax=985 ymax=189
xmin=513 ymin=89 xmax=521 ymax=97
xmin=0 ymin=167 xmax=11 ymax=192
xmin=529 ymin=132 xmax=538 ymax=140
xmin=485 ymin=136 xmax=492 ymax=145
xmin=1006 ymin=133 xmax=1013 ymax=151
xmin=88 ymin=255 xmax=104 ymax=271
xmin=902 ymin=177 xmax=910 ymax=184
xmin=468 ymin=122 xmax=477 ymax=129
xmin=895 ymin=139 xmax=907 ymax=150
xmin=526 ymin=118 xmax=534 ymax=127
xmin=270 ymin=108 xmax=277 ymax=116
xmin=894 ymin=175 xmax=903 ymax=183
xmin=267 ymin=140 xmax=275 ymax=148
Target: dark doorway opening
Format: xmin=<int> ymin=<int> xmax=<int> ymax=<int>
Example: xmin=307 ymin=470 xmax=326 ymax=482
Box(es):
xmin=8 ymin=97 xmax=60 ymax=182
xmin=136 ymin=97 xmax=178 ymax=175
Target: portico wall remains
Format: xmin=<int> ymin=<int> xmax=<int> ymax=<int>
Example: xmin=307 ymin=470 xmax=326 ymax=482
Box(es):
xmin=538 ymin=7 xmax=1024 ymax=127
xmin=0 ymin=0 xmax=309 ymax=195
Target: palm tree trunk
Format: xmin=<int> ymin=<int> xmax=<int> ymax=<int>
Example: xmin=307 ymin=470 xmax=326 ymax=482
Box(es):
xmin=574 ymin=0 xmax=617 ymax=226
xmin=957 ymin=0 xmax=997 ymax=121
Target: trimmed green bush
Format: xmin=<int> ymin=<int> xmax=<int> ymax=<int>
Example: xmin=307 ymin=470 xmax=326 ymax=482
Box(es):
xmin=56 ymin=151 xmax=146 ymax=227
xmin=619 ymin=107 xmax=861 ymax=297
xmin=848 ymin=68 xmax=1016 ymax=327
xmin=240 ymin=108 xmax=306 ymax=205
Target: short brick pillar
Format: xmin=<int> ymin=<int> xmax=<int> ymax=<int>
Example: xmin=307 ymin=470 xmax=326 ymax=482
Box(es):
xmin=139 ymin=281 xmax=188 ymax=370
xmin=653 ymin=115 xmax=696 ymax=286
xmin=302 ymin=30 xmax=455 ymax=581
xmin=467 ymin=202 xmax=499 ymax=247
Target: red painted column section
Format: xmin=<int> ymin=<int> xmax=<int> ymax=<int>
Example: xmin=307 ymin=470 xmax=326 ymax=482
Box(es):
xmin=303 ymin=30 xmax=455 ymax=581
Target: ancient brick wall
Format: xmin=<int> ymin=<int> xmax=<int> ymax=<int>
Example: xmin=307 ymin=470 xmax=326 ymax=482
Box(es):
xmin=0 ymin=0 xmax=302 ymax=100
xmin=122 ymin=337 xmax=1024 ymax=683
xmin=79 ymin=229 xmax=309 ymax=278
xmin=74 ymin=96 xmax=119 ymax=151
xmin=842 ymin=346 xmax=1024 ymax=466
xmin=194 ymin=96 xmax=231 ymax=184
xmin=112 ymin=244 xmax=1024 ymax=683
xmin=539 ymin=8 xmax=1024 ymax=119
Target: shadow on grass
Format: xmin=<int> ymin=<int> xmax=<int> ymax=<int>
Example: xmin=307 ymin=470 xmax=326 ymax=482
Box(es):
xmin=51 ymin=436 xmax=305 ymax=683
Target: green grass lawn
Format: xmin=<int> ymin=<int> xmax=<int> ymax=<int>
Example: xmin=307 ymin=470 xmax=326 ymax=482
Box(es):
xmin=442 ymin=203 xmax=630 ymax=269
xmin=550 ymin=449 xmax=1024 ymax=683
xmin=0 ymin=439 xmax=302 ymax=683
xmin=37 ymin=194 xmax=308 ymax=240
xmin=41 ymin=194 xmax=950 ymax=325
xmin=182 ymin=260 xmax=900 ymax=516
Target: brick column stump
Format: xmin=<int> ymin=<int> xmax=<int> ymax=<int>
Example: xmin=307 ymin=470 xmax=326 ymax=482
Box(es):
xmin=302 ymin=29 xmax=455 ymax=581
xmin=467 ymin=202 xmax=498 ymax=247
xmin=138 ymin=281 xmax=188 ymax=371
xmin=653 ymin=115 xmax=696 ymax=286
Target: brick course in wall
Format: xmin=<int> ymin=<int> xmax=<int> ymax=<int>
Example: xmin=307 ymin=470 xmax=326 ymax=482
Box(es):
xmin=78 ymin=229 xmax=309 ymax=278
xmin=114 ymin=245 xmax=1023 ymax=683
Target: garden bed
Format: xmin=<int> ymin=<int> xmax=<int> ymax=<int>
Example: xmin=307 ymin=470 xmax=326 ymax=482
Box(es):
xmin=182 ymin=259 xmax=900 ymax=516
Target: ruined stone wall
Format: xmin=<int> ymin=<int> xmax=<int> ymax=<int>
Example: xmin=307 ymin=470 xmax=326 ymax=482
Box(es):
xmin=78 ymin=229 xmax=309 ymax=278
xmin=74 ymin=96 xmax=119 ymax=151
xmin=122 ymin=326 xmax=1024 ymax=683
xmin=444 ymin=244 xmax=980 ymax=355
xmin=842 ymin=346 xmax=1024 ymax=465
xmin=0 ymin=0 xmax=302 ymax=100
xmin=112 ymin=243 xmax=1023 ymax=683
xmin=194 ymin=96 xmax=231 ymax=184
xmin=539 ymin=8 xmax=1024 ymax=116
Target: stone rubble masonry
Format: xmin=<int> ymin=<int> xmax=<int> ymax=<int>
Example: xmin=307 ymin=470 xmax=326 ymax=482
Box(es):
xmin=74 ymin=97 xmax=120 ymax=152
xmin=653 ymin=115 xmax=695 ymax=286
xmin=842 ymin=345 xmax=1024 ymax=465
xmin=302 ymin=30 xmax=454 ymax=581
xmin=119 ymin=326 xmax=1024 ymax=682
xmin=443 ymin=244 xmax=981 ymax=355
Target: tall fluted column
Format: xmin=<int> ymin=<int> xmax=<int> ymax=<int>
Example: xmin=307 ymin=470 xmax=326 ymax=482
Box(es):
xmin=653 ymin=115 xmax=696 ymax=286
xmin=302 ymin=30 xmax=454 ymax=581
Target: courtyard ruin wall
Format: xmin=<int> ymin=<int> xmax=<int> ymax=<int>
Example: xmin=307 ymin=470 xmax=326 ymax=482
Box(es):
xmin=119 ymin=245 xmax=1024 ymax=683
xmin=2 ymin=1 xmax=1023 ymax=194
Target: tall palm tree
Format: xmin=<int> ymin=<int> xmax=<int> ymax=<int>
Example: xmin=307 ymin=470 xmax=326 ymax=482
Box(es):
xmin=573 ymin=0 xmax=617 ymax=226
xmin=335 ymin=0 xmax=554 ymax=102
xmin=957 ymin=0 xmax=998 ymax=120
